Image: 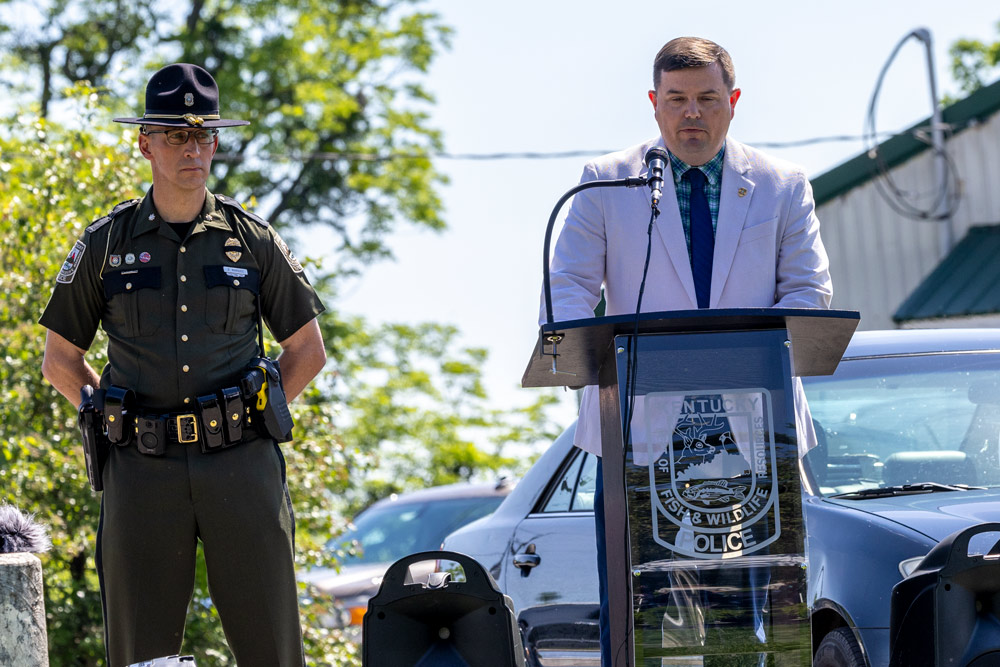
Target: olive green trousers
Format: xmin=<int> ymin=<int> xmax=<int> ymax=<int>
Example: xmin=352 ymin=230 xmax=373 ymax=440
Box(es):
xmin=96 ymin=435 xmax=304 ymax=666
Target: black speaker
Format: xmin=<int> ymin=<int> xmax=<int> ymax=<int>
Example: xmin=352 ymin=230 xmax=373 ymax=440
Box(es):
xmin=363 ymin=550 xmax=525 ymax=667
xmin=890 ymin=522 xmax=1000 ymax=666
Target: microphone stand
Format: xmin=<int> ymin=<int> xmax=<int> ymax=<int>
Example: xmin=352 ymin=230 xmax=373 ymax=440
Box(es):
xmin=542 ymin=176 xmax=648 ymax=326
xmin=538 ymin=176 xmax=648 ymax=378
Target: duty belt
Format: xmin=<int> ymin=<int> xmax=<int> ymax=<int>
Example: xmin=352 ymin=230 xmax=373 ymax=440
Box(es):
xmin=104 ymin=384 xmax=253 ymax=455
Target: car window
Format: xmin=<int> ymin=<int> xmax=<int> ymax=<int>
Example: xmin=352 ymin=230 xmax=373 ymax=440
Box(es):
xmin=541 ymin=450 xmax=597 ymax=512
xmin=575 ymin=452 xmax=597 ymax=510
xmin=329 ymin=495 xmax=505 ymax=564
xmin=802 ymin=351 xmax=1000 ymax=495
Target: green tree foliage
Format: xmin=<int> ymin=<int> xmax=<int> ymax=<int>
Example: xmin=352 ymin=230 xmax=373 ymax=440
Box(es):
xmin=1 ymin=88 xmax=137 ymax=663
xmin=949 ymin=19 xmax=1000 ymax=95
xmin=0 ymin=0 xmax=452 ymax=277
xmin=322 ymin=319 xmax=559 ymax=511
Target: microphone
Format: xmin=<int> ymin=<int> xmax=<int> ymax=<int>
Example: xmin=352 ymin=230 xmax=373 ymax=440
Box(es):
xmin=644 ymin=147 xmax=668 ymax=208
xmin=0 ymin=504 xmax=51 ymax=554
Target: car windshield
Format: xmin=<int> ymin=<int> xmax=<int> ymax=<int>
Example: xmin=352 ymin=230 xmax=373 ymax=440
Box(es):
xmin=327 ymin=495 xmax=505 ymax=565
xmin=802 ymin=350 xmax=1000 ymax=498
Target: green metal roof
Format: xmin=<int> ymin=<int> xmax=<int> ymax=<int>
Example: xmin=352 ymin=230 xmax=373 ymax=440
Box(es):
xmin=812 ymin=78 xmax=1000 ymax=207
xmin=894 ymin=225 xmax=1000 ymax=323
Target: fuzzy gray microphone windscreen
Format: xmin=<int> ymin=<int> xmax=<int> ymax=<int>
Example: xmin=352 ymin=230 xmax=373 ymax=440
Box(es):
xmin=0 ymin=504 xmax=52 ymax=554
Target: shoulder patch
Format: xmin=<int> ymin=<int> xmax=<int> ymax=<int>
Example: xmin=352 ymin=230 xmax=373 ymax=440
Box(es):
xmin=215 ymin=194 xmax=270 ymax=228
xmin=86 ymin=198 xmax=140 ymax=233
xmin=274 ymin=234 xmax=304 ymax=273
xmin=57 ymin=240 xmax=87 ymax=284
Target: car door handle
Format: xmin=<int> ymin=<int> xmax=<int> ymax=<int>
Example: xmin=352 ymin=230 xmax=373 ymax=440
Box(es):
xmin=513 ymin=544 xmax=540 ymax=571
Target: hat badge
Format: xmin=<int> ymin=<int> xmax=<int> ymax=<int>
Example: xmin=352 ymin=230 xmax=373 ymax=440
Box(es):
xmin=184 ymin=92 xmax=194 ymax=107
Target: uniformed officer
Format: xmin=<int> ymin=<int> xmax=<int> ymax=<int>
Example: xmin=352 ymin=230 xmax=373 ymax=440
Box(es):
xmin=39 ymin=63 xmax=327 ymax=666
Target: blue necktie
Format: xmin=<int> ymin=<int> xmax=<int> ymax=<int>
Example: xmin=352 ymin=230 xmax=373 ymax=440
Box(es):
xmin=685 ymin=168 xmax=713 ymax=309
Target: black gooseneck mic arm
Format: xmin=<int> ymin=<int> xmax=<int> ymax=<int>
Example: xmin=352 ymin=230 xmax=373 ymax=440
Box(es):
xmin=542 ymin=176 xmax=647 ymax=326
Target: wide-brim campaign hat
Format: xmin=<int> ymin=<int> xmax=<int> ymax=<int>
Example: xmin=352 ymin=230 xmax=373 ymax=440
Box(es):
xmin=114 ymin=63 xmax=249 ymax=128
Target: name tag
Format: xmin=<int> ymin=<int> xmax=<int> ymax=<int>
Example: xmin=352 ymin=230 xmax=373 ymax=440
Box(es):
xmin=223 ymin=266 xmax=249 ymax=278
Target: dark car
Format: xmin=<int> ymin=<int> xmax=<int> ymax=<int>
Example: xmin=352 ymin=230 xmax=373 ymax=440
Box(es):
xmin=300 ymin=479 xmax=514 ymax=639
xmin=442 ymin=329 xmax=1000 ymax=666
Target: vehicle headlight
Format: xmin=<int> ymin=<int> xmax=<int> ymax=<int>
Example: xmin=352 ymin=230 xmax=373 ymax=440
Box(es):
xmin=898 ymin=556 xmax=925 ymax=578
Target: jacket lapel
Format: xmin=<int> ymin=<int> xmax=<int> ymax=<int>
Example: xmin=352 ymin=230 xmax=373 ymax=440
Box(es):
xmin=711 ymin=139 xmax=754 ymax=306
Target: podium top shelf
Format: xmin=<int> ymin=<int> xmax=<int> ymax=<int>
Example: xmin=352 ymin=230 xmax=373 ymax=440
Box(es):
xmin=522 ymin=308 xmax=860 ymax=388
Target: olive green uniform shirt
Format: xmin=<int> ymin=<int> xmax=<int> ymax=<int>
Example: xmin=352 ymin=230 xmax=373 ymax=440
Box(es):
xmin=40 ymin=188 xmax=325 ymax=411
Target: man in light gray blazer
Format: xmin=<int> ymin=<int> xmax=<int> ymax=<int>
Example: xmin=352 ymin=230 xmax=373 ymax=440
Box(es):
xmin=544 ymin=36 xmax=832 ymax=665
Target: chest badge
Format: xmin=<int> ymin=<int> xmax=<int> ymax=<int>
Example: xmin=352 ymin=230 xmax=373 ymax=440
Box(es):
xmin=125 ymin=253 xmax=136 ymax=265
xmin=738 ymin=187 xmax=748 ymax=198
xmin=224 ymin=237 xmax=243 ymax=263
xmin=109 ymin=254 xmax=122 ymax=268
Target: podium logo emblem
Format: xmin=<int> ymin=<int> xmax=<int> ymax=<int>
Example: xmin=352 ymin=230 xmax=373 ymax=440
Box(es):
xmin=644 ymin=389 xmax=779 ymax=559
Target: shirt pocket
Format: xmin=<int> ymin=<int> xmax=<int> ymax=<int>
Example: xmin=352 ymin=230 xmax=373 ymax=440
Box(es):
xmin=103 ymin=268 xmax=163 ymax=338
xmin=737 ymin=216 xmax=778 ymax=246
xmin=204 ymin=265 xmax=260 ymax=335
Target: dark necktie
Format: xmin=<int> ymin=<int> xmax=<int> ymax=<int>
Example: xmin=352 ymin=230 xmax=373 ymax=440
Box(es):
xmin=685 ymin=168 xmax=713 ymax=309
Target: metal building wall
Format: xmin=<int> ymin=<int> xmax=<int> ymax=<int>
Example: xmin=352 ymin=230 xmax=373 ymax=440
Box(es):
xmin=814 ymin=108 xmax=1000 ymax=330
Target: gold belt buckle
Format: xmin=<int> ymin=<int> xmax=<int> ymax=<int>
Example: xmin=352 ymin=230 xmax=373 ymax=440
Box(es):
xmin=176 ymin=414 xmax=199 ymax=444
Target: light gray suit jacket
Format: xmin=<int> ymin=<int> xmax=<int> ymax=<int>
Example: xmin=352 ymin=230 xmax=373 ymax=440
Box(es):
xmin=544 ymin=136 xmax=833 ymax=455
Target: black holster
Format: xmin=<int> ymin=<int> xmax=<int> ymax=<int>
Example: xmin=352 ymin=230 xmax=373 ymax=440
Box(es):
xmin=78 ymin=386 xmax=110 ymax=492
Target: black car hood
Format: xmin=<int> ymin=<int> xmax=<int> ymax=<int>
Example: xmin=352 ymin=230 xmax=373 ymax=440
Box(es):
xmin=822 ymin=489 xmax=1000 ymax=543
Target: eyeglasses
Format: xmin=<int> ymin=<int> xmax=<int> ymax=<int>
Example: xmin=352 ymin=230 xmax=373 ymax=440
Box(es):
xmin=141 ymin=128 xmax=219 ymax=145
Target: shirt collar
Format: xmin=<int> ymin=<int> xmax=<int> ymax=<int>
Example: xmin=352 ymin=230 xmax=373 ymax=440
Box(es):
xmin=668 ymin=145 xmax=726 ymax=186
xmin=131 ymin=188 xmax=230 ymax=237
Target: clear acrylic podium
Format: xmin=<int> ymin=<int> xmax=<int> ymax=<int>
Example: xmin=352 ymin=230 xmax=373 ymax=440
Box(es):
xmin=523 ymin=308 xmax=859 ymax=666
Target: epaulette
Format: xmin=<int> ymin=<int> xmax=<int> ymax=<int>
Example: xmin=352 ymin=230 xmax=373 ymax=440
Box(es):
xmin=86 ymin=198 xmax=141 ymax=233
xmin=215 ymin=194 xmax=270 ymax=228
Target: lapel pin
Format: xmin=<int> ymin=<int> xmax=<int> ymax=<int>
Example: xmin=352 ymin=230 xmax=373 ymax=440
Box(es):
xmin=738 ymin=187 xmax=748 ymax=198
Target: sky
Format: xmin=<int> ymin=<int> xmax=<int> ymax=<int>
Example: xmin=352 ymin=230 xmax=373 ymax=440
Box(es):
xmin=328 ymin=0 xmax=1000 ymax=429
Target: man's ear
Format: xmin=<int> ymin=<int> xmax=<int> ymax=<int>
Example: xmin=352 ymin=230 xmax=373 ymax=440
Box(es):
xmin=729 ymin=88 xmax=741 ymax=117
xmin=137 ymin=133 xmax=153 ymax=159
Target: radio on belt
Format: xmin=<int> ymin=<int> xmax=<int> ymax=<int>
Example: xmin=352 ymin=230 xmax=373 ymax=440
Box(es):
xmin=240 ymin=357 xmax=294 ymax=442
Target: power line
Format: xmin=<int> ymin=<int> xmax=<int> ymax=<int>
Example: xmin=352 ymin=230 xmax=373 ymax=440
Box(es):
xmin=0 ymin=129 xmax=919 ymax=164
xmin=212 ymin=131 xmax=900 ymax=163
